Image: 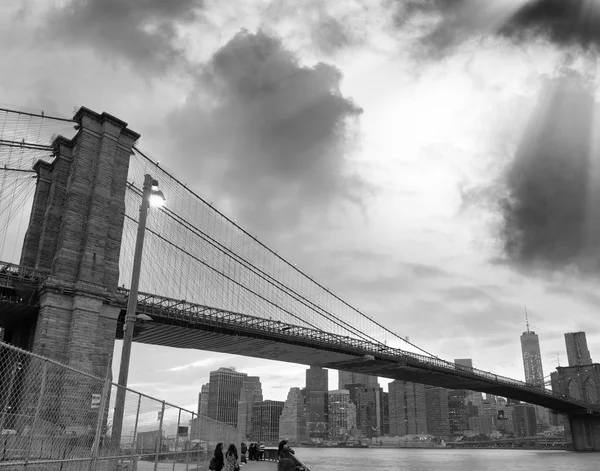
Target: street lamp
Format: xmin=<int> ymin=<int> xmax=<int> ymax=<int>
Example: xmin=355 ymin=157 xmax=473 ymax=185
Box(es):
xmin=112 ymin=174 xmax=165 ymax=448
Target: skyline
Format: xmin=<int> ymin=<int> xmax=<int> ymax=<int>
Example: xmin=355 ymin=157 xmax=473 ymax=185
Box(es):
xmin=1 ymin=0 xmax=600 ymax=409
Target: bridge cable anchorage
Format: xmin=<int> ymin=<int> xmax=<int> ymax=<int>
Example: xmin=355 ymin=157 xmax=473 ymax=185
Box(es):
xmin=128 ymin=147 xmax=437 ymax=357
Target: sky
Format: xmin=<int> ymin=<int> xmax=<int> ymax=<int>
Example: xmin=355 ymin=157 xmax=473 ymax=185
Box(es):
xmin=2 ymin=0 xmax=600 ymax=412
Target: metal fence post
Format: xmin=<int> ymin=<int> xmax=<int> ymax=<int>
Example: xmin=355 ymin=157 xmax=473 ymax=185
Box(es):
xmin=154 ymin=401 xmax=165 ymax=471
xmin=90 ymin=355 xmax=112 ymax=471
xmin=129 ymin=394 xmax=142 ymax=469
xmin=25 ymin=359 xmax=48 ymax=464
xmin=171 ymin=408 xmax=181 ymax=471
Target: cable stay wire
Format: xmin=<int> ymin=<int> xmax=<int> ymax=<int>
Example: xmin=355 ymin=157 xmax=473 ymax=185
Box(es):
xmin=130 ymin=147 xmax=441 ymax=359
xmin=126 ymin=182 xmax=396 ymax=346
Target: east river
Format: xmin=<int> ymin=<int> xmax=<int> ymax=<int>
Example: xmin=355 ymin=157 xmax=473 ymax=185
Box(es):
xmin=296 ymin=448 xmax=599 ymax=471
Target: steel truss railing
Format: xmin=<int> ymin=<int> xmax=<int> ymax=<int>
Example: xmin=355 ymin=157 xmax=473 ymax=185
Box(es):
xmin=1 ymin=260 xmax=599 ymax=414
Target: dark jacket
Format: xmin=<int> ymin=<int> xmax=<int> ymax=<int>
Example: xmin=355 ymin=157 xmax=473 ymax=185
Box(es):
xmin=213 ymin=449 xmax=224 ymax=471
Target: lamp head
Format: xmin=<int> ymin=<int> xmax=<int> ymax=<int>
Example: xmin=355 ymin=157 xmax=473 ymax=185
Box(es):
xmin=149 ymin=190 xmax=165 ymax=207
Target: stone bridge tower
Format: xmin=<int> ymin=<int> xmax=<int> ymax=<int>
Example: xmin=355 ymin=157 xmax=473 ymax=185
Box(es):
xmin=16 ymin=107 xmax=138 ymax=429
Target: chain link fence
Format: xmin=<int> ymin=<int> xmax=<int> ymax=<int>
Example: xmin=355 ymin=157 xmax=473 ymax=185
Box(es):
xmin=0 ymin=340 xmax=243 ymax=470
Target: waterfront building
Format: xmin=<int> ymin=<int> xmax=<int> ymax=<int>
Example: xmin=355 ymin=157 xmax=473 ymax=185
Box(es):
xmin=207 ymin=367 xmax=247 ymax=427
xmin=565 ymin=332 xmax=593 ymax=366
xmin=513 ymin=404 xmax=537 ymax=437
xmin=468 ymin=416 xmax=496 ymax=436
xmin=305 ymin=366 xmax=328 ymax=441
xmin=388 ymin=380 xmax=427 ymax=436
xmin=279 ymin=387 xmax=307 ymax=443
xmin=448 ymin=389 xmax=469 ymax=434
xmin=380 ymin=391 xmax=389 ymax=436
xmin=237 ymin=376 xmax=263 ymax=439
xmin=252 ymin=400 xmax=285 ymax=443
xmin=327 ymin=389 xmax=357 ymax=442
xmin=520 ymin=318 xmax=545 ymax=388
xmin=425 ymin=386 xmax=450 ymax=438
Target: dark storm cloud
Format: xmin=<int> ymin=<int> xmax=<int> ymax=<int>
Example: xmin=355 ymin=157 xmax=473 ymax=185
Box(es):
xmin=394 ymin=0 xmax=600 ymax=54
xmin=499 ymin=71 xmax=600 ymax=273
xmin=43 ymin=0 xmax=204 ymax=71
xmin=171 ymin=30 xmax=364 ymax=228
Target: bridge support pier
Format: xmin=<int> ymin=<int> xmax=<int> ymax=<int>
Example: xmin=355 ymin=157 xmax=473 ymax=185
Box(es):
xmin=14 ymin=107 xmax=139 ymax=434
xmin=566 ymin=415 xmax=600 ymax=451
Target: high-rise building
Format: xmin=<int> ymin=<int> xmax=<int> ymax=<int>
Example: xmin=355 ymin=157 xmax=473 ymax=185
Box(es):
xmin=565 ymin=332 xmax=593 ymax=366
xmin=252 ymin=400 xmax=285 ymax=443
xmin=425 ymin=386 xmax=450 ymax=438
xmin=207 ymin=367 xmax=247 ymax=427
xmin=388 ymin=380 xmax=427 ymax=436
xmin=468 ymin=416 xmax=496 ymax=436
xmin=237 ymin=377 xmax=262 ymax=439
xmin=520 ymin=318 xmax=545 ymax=388
xmin=448 ymin=389 xmax=468 ymax=434
xmin=305 ymin=366 xmax=328 ymax=441
xmin=513 ymin=404 xmax=537 ymax=437
xmin=279 ymin=387 xmax=307 ymax=444
xmin=198 ymin=383 xmax=209 ymax=417
xmin=380 ymin=391 xmax=389 ymax=436
xmin=327 ymin=390 xmax=357 ymax=442
xmin=454 ymin=359 xmax=484 ymax=414
xmin=338 ymin=371 xmax=379 ymax=389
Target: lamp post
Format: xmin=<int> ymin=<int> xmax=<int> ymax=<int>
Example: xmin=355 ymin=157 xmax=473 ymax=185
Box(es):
xmin=112 ymin=174 xmax=164 ymax=448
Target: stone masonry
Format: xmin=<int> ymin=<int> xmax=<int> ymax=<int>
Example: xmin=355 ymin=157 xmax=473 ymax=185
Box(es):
xmin=19 ymin=107 xmax=139 ymax=431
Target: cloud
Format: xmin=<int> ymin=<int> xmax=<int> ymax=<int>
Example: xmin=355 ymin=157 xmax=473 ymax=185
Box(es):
xmin=169 ymin=29 xmax=365 ymax=230
xmin=167 ymin=358 xmax=219 ymax=372
xmin=393 ymin=0 xmax=600 ymax=56
xmin=498 ymin=70 xmax=600 ymax=273
xmin=42 ymin=0 xmax=205 ymax=72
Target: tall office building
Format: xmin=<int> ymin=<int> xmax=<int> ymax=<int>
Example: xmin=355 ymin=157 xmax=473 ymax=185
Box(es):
xmin=565 ymin=332 xmax=593 ymax=366
xmin=380 ymin=391 xmax=389 ymax=436
xmin=207 ymin=367 xmax=247 ymax=427
xmin=197 ymin=383 xmax=209 ymax=417
xmin=252 ymin=400 xmax=285 ymax=443
xmin=237 ymin=376 xmax=263 ymax=439
xmin=388 ymin=380 xmax=427 ymax=436
xmin=305 ymin=366 xmax=328 ymax=441
xmin=425 ymin=386 xmax=450 ymax=438
xmin=279 ymin=387 xmax=307 ymax=443
xmin=447 ymin=389 xmax=468 ymax=434
xmin=513 ymin=404 xmax=537 ymax=437
xmin=327 ymin=390 xmax=357 ymax=442
xmin=520 ymin=318 xmax=545 ymax=388
xmin=454 ymin=358 xmax=484 ymax=413
xmin=338 ymin=371 xmax=379 ymax=389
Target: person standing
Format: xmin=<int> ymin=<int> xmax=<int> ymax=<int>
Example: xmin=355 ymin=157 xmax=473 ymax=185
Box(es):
xmin=240 ymin=442 xmax=247 ymax=463
xmin=210 ymin=443 xmax=224 ymax=471
xmin=223 ymin=443 xmax=239 ymax=471
xmin=258 ymin=442 xmax=265 ymax=461
xmin=277 ymin=440 xmax=296 ymax=471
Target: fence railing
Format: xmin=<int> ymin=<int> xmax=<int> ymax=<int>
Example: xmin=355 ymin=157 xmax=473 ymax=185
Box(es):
xmin=0 ymin=340 xmax=243 ymax=470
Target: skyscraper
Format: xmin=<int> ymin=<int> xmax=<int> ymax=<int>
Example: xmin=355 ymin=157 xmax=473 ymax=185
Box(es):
xmin=197 ymin=383 xmax=209 ymax=417
xmin=207 ymin=367 xmax=247 ymax=427
xmin=252 ymin=400 xmax=285 ymax=443
xmin=565 ymin=332 xmax=593 ymax=366
xmin=279 ymin=387 xmax=307 ymax=443
xmin=327 ymin=390 xmax=357 ymax=442
xmin=454 ymin=358 xmax=483 ymax=415
xmin=520 ymin=317 xmax=545 ymax=388
xmin=425 ymin=386 xmax=450 ymax=438
xmin=513 ymin=404 xmax=537 ymax=437
xmin=388 ymin=380 xmax=427 ymax=436
xmin=338 ymin=371 xmax=379 ymax=389
xmin=237 ymin=376 xmax=263 ymax=439
xmin=305 ymin=366 xmax=328 ymax=441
